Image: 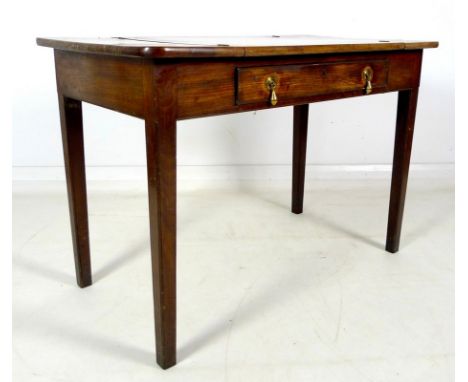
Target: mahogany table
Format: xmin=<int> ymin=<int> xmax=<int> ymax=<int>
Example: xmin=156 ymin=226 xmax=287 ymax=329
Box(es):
xmin=37 ymin=35 xmax=438 ymax=369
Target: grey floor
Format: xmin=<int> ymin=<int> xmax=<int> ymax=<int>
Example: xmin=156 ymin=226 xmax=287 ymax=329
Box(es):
xmin=13 ymin=177 xmax=454 ymax=382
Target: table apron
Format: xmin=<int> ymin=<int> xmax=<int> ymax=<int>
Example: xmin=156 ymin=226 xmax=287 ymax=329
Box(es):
xmin=54 ymin=50 xmax=422 ymax=121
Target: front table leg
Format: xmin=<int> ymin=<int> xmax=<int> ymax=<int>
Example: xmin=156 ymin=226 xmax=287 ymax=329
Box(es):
xmin=144 ymin=66 xmax=177 ymax=369
xmin=386 ymin=89 xmax=419 ymax=253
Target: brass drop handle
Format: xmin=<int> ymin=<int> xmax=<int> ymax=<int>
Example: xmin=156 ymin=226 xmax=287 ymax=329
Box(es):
xmin=362 ymin=66 xmax=373 ymax=95
xmin=265 ymin=77 xmax=278 ymax=105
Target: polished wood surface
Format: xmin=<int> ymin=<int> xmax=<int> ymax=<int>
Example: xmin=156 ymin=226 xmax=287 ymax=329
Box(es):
xmin=38 ymin=36 xmax=437 ymax=369
xmin=37 ymin=35 xmax=438 ymax=58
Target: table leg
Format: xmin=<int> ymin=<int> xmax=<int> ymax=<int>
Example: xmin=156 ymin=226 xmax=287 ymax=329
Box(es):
xmin=292 ymin=104 xmax=309 ymax=214
xmin=386 ymin=89 xmax=419 ymax=253
xmin=58 ymin=95 xmax=92 ymax=288
xmin=144 ymin=66 xmax=177 ymax=369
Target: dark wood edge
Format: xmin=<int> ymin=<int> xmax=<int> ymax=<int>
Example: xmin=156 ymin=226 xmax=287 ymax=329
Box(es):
xmin=37 ymin=37 xmax=439 ymax=59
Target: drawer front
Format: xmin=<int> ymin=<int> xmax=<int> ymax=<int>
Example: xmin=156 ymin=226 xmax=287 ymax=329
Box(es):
xmin=236 ymin=60 xmax=389 ymax=106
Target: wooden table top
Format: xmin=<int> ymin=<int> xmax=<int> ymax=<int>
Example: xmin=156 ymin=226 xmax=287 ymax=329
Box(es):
xmin=36 ymin=35 xmax=438 ymax=59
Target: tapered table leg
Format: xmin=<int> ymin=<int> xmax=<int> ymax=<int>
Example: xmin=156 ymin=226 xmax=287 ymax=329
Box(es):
xmin=386 ymin=89 xmax=419 ymax=253
xmin=292 ymin=104 xmax=309 ymax=214
xmin=58 ymin=95 xmax=92 ymax=288
xmin=144 ymin=66 xmax=177 ymax=369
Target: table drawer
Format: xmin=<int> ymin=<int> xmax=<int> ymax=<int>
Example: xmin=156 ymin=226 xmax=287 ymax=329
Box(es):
xmin=236 ymin=60 xmax=389 ymax=106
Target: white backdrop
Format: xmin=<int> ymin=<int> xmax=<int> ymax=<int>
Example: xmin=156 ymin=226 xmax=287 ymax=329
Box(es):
xmin=11 ymin=0 xmax=454 ymax=177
